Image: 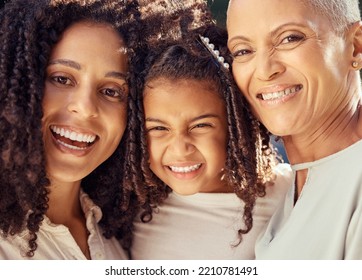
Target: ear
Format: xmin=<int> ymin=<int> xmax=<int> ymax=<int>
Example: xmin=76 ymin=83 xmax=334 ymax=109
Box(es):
xmin=350 ymin=21 xmax=362 ymax=59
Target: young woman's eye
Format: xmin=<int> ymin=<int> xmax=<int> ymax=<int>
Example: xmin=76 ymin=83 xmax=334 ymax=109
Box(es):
xmin=100 ymin=86 xmax=128 ymax=102
xmin=50 ymin=75 xmax=73 ymax=86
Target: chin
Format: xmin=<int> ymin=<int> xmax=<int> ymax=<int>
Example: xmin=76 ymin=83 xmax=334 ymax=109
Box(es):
xmin=172 ymin=188 xmax=198 ymax=196
xmin=47 ymin=165 xmax=90 ymax=185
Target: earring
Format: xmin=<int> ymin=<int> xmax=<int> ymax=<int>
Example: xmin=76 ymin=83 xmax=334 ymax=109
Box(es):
xmin=352 ymin=61 xmax=359 ymax=68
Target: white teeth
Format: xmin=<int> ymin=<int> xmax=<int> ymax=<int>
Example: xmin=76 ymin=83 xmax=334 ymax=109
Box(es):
xmin=261 ymin=85 xmax=301 ymax=101
xmin=57 ymin=140 xmax=88 ymax=150
xmin=169 ymin=164 xmax=202 ymax=173
xmin=50 ymin=125 xmax=96 ymax=143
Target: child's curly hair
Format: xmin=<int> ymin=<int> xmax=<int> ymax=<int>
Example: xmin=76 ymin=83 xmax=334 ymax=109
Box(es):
xmin=0 ymin=0 xmax=142 ymax=257
xmin=132 ymin=0 xmax=278 ymax=245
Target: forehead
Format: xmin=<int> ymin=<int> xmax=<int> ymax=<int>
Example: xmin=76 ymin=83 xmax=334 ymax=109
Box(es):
xmin=144 ymin=78 xmax=224 ymax=105
xmin=50 ymin=21 xmax=128 ymax=69
xmin=227 ymin=0 xmax=329 ymax=37
xmin=60 ymin=21 xmax=124 ymax=44
xmin=146 ymin=77 xmax=219 ymax=94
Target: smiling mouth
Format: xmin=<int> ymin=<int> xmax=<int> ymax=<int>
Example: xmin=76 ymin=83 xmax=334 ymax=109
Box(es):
xmin=257 ymin=85 xmax=303 ymax=101
xmin=50 ymin=125 xmax=98 ymax=150
xmin=168 ymin=163 xmax=202 ymax=173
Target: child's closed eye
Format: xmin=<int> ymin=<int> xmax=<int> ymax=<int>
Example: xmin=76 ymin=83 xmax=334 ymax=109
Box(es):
xmin=190 ymin=123 xmax=214 ymax=132
xmin=147 ymin=126 xmax=168 ymax=132
xmin=146 ymin=125 xmax=170 ymax=137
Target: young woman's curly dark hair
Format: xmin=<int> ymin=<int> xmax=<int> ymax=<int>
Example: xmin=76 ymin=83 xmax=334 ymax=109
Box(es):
xmin=0 ymin=0 xmax=142 ymax=257
xmin=132 ymin=1 xmax=277 ymax=245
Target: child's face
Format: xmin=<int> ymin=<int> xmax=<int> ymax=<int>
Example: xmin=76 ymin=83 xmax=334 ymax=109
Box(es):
xmin=42 ymin=21 xmax=129 ymax=184
xmin=143 ymin=78 xmax=229 ymax=195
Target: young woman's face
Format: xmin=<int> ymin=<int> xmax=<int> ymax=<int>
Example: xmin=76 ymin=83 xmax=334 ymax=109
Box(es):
xmin=143 ymin=78 xmax=228 ymax=195
xmin=227 ymin=0 xmax=353 ymax=138
xmin=42 ymin=21 xmax=129 ymax=184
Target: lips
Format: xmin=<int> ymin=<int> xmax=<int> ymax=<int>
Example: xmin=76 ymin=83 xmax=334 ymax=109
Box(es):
xmin=50 ymin=125 xmax=98 ymax=150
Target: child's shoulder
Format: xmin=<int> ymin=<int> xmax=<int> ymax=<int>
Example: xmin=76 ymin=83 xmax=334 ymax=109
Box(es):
xmin=273 ymin=162 xmax=293 ymax=178
xmin=255 ymin=163 xmax=292 ymax=215
xmin=267 ymin=163 xmax=293 ymax=194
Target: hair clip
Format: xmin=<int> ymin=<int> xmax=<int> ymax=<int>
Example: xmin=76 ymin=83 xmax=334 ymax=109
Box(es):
xmin=199 ymin=35 xmax=230 ymax=71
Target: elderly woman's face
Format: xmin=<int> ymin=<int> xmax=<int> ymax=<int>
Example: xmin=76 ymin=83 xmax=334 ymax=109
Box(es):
xmin=42 ymin=21 xmax=129 ymax=183
xmin=227 ymin=0 xmax=352 ymax=137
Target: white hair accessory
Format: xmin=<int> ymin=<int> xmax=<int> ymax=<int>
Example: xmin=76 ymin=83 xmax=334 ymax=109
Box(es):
xmin=199 ymin=35 xmax=230 ymax=71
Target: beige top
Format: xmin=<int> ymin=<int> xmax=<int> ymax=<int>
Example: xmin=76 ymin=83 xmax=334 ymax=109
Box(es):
xmin=256 ymin=140 xmax=362 ymax=259
xmin=131 ymin=163 xmax=292 ymax=260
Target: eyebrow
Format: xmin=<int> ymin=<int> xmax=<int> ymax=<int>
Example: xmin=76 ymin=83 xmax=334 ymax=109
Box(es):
xmin=145 ymin=118 xmax=167 ymax=125
xmin=48 ymin=59 xmax=128 ymax=81
xmin=191 ymin=114 xmax=220 ymax=122
xmin=270 ymin=22 xmax=309 ymax=37
xmin=105 ymin=71 xmax=128 ymax=81
xmin=48 ymin=59 xmax=81 ymax=70
xmin=228 ymin=34 xmax=249 ymax=46
xmin=228 ymin=22 xmax=308 ymax=45
xmin=145 ymin=114 xmax=221 ymax=124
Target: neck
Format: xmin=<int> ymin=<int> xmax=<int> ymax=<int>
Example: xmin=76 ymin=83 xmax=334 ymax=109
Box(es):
xmin=284 ymin=99 xmax=362 ymax=196
xmin=283 ymin=100 xmax=362 ymax=165
xmin=46 ymin=179 xmax=91 ymax=259
xmin=46 ymin=179 xmax=82 ymax=225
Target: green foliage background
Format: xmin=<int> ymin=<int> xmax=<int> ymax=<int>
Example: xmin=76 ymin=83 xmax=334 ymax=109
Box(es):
xmin=208 ymin=0 xmax=229 ymax=27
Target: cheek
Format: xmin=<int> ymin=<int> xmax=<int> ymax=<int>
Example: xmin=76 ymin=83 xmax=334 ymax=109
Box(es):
xmin=41 ymin=98 xmax=55 ymax=132
xmin=205 ymin=136 xmax=227 ymax=163
xmin=106 ymin=106 xmax=128 ymax=142
xmin=41 ymin=92 xmax=51 ymax=117
xmin=41 ymin=86 xmax=64 ymax=121
xmin=147 ymin=146 xmax=161 ymax=175
xmin=232 ymin=64 xmax=249 ymax=92
xmin=116 ymin=111 xmax=128 ymax=137
xmin=147 ymin=139 xmax=161 ymax=162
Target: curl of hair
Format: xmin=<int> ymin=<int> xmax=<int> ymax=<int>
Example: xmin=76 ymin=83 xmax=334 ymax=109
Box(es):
xmin=0 ymin=0 xmax=142 ymax=256
xmin=137 ymin=0 xmax=215 ymax=48
xmin=132 ymin=22 xmax=277 ymax=245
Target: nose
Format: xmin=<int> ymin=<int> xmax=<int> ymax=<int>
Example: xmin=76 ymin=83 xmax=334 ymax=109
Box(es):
xmin=67 ymin=85 xmax=98 ymax=118
xmin=168 ymin=133 xmax=195 ymax=156
xmin=255 ymin=49 xmax=285 ymax=81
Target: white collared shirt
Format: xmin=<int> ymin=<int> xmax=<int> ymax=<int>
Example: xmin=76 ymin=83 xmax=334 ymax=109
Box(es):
xmin=0 ymin=191 xmax=128 ymax=260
